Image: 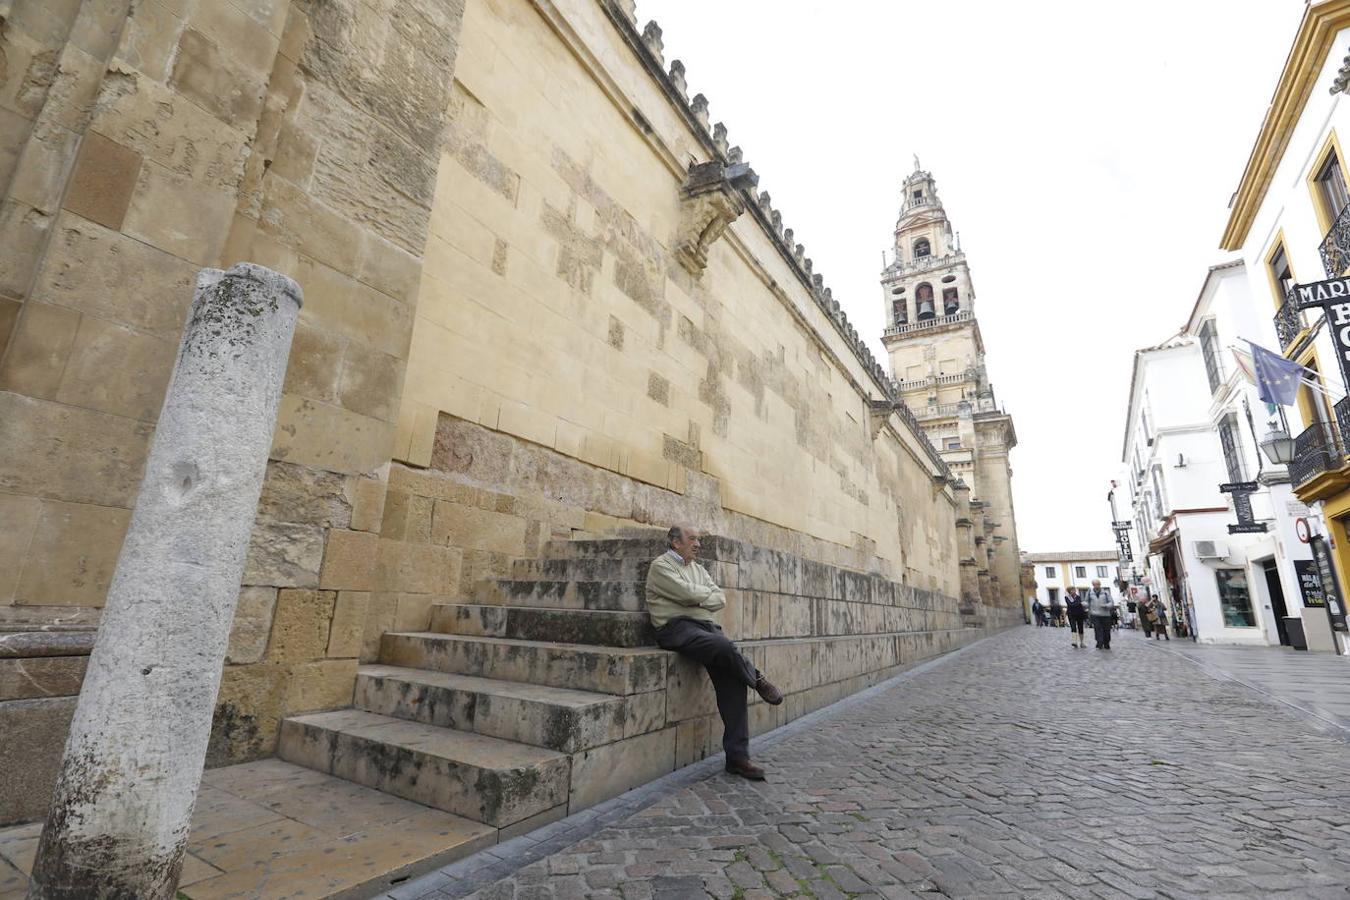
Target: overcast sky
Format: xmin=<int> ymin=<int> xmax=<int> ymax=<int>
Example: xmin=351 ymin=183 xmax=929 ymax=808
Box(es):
xmin=646 ymin=0 xmax=1303 ymax=552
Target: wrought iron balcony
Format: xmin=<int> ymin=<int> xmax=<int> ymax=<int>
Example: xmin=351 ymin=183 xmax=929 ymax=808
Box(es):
xmin=1337 ymin=395 xmax=1350 ymax=449
xmin=1320 ymin=203 xmax=1350 ymax=277
xmin=1273 ymin=288 xmax=1303 ymax=351
xmin=1291 ymin=421 xmax=1338 ymax=487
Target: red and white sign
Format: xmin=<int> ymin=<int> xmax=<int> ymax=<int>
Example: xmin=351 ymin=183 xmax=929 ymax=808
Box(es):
xmin=1296 ymin=517 xmax=1312 ymax=544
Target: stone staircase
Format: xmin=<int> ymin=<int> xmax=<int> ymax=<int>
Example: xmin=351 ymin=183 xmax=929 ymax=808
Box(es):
xmin=275 ymin=530 xmax=982 ymax=845
xmin=277 ymin=532 xmax=690 ymax=839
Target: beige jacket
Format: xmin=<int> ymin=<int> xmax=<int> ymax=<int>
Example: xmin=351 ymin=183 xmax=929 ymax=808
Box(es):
xmin=644 ymin=551 xmax=726 ymax=628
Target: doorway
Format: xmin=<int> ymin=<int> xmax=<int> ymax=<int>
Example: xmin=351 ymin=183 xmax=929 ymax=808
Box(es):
xmin=1262 ymin=559 xmax=1291 ymax=646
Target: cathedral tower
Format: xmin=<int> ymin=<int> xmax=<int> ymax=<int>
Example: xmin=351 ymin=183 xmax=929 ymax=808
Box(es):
xmin=880 ymin=161 xmax=1022 ymax=609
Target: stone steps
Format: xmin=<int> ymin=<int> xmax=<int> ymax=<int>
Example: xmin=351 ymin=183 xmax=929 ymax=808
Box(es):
xmin=277 ymin=708 xmax=569 ymax=829
xmin=430 ymin=603 xmax=655 ymax=648
xmin=353 ymin=665 xmax=631 ymax=753
xmin=511 ymin=556 xmax=655 ymax=582
xmin=543 ymin=536 xmax=738 ymax=561
xmin=474 ymin=579 xmax=646 ymax=612
xmin=379 ymin=632 xmax=669 ymax=695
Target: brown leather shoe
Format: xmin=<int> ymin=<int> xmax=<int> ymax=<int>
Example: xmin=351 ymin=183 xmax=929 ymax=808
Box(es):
xmin=725 ymin=758 xmax=765 ymax=780
xmin=755 ymin=675 xmax=784 ymax=706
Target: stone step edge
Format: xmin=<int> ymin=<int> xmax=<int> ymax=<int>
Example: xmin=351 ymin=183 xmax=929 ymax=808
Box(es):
xmin=278 ymin=709 xmax=570 ymax=828
xmin=354 ymin=664 xmax=621 ymax=708
xmin=384 ymin=627 xmax=974 ymax=652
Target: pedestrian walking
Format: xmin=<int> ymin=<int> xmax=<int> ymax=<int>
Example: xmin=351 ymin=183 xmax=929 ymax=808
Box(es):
xmin=1048 ymin=597 xmax=1065 ymax=628
xmin=1138 ymin=595 xmax=1154 ymax=639
xmin=1032 ymin=598 xmax=1045 ymax=627
xmin=1064 ymin=586 xmax=1088 ymax=649
xmin=1086 ymin=579 xmax=1114 ymax=649
xmin=1150 ymin=597 xmax=1171 ymax=641
xmin=646 ymin=525 xmax=784 ymax=780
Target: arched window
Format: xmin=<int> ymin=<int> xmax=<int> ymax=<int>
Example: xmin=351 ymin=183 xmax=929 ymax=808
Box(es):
xmin=912 ymin=238 xmax=931 ymax=259
xmin=943 ymin=287 xmax=960 ymax=315
xmin=915 ymin=283 xmax=935 ymax=321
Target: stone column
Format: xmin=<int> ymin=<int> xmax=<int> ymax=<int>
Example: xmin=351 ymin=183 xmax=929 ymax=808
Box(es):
xmin=28 ymin=264 xmax=302 ymax=899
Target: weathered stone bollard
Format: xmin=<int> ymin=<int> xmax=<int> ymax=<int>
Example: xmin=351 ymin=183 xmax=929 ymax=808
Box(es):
xmin=28 ymin=264 xmax=302 ymax=899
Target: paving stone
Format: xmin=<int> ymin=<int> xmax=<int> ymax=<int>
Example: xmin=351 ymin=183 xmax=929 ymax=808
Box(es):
xmin=430 ymin=629 xmax=1350 ymax=900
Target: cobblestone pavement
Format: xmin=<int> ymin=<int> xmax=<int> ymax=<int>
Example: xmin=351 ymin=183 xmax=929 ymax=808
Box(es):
xmin=400 ymin=627 xmax=1350 ymax=899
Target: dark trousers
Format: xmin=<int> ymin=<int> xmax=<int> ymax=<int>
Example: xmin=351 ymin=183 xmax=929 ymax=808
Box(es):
xmin=1091 ymin=615 xmax=1112 ymax=648
xmin=656 ymin=617 xmax=759 ymax=762
xmin=1068 ymin=617 xmax=1086 ymax=638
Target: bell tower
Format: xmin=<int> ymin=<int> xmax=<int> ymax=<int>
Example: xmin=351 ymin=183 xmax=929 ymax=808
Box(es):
xmin=880 ymin=160 xmax=1022 ymax=610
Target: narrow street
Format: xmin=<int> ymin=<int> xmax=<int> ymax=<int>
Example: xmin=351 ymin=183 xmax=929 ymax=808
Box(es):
xmin=397 ymin=627 xmax=1350 ymax=900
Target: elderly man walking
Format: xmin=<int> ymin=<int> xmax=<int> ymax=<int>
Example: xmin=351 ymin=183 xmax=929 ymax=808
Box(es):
xmin=647 ymin=525 xmax=784 ymax=780
xmin=1086 ymin=579 xmax=1114 ymax=650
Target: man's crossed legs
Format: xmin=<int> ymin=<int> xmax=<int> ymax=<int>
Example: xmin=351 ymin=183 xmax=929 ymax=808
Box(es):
xmin=655 ymin=617 xmax=783 ymax=779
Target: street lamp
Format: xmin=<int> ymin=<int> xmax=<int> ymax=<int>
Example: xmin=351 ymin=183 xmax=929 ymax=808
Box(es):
xmin=1260 ymin=404 xmax=1296 ymax=465
xmin=1260 ymin=427 xmax=1296 ymax=465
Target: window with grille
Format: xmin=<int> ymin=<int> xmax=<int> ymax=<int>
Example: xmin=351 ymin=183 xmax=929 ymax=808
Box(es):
xmin=1075 ymin=566 xmax=1087 ymax=578
xmin=1200 ymin=319 xmax=1222 ymax=394
xmin=1044 ymin=566 xmax=1056 ymax=578
xmin=1219 ymin=416 xmax=1245 ymax=484
xmin=1097 ymin=565 xmax=1109 ymax=578
xmin=1151 ymin=468 xmax=1166 ymax=520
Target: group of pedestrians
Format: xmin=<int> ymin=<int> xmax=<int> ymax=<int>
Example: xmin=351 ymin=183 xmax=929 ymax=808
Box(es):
xmin=1032 ymin=582 xmax=1173 ymax=649
xmin=1063 ymin=580 xmax=1118 ymax=649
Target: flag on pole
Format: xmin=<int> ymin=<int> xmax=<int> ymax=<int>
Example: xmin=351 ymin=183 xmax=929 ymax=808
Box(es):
xmin=1245 ymin=339 xmax=1309 ymax=406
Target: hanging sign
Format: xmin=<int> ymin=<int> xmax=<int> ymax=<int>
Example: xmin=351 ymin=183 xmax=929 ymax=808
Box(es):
xmin=1219 ymin=482 xmax=1268 ymax=534
xmin=1292 ymin=280 xmax=1350 ymax=394
xmin=1295 ymin=517 xmax=1312 ymax=544
xmin=1112 ymin=522 xmax=1133 ymax=562
xmin=1308 ymin=535 xmax=1348 ymax=632
xmin=1295 ymin=559 xmax=1326 ymax=607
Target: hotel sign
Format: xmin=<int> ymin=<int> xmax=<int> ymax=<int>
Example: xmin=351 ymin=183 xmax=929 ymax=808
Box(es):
xmin=1294 ymin=278 xmax=1350 ymax=389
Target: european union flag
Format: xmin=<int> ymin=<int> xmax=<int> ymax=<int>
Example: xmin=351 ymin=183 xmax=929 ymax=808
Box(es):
xmin=1246 ymin=339 xmax=1308 ymax=406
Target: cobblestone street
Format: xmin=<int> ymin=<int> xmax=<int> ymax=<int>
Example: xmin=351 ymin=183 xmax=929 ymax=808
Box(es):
xmin=396 ymin=627 xmax=1350 ymax=899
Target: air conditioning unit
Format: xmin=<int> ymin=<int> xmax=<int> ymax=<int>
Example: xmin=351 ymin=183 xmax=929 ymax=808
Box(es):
xmin=1194 ymin=540 xmax=1229 ymax=560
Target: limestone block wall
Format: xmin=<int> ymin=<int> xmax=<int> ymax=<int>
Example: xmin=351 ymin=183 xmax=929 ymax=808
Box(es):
xmin=396 ymin=0 xmax=961 ymax=596
xmin=0 ymin=0 xmax=470 ymax=769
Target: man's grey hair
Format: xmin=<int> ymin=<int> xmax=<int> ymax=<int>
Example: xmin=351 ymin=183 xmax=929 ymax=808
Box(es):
xmin=667 ymin=525 xmax=683 ymax=548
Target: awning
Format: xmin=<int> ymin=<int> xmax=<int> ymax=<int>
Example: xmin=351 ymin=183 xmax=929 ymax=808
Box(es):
xmin=1148 ymin=530 xmax=1180 ymax=556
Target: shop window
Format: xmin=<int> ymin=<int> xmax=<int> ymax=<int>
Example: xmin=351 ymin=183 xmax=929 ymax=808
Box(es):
xmin=1044 ymin=566 xmax=1056 ymax=579
xmin=1215 ymin=569 xmax=1257 ymax=627
xmin=1074 ymin=565 xmax=1087 ymax=578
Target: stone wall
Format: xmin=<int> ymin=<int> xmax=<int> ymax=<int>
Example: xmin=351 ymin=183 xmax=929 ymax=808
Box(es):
xmin=0 ymin=0 xmax=470 ymax=806
xmin=395 ymin=0 xmax=961 ymax=596
xmin=0 ymin=0 xmax=1017 ymax=824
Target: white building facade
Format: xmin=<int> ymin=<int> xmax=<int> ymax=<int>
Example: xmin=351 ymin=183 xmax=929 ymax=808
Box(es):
xmin=1179 ymin=263 xmax=1330 ymax=649
xmin=1121 ymin=333 xmax=1293 ymax=646
xmin=1219 ymin=0 xmax=1350 ymax=653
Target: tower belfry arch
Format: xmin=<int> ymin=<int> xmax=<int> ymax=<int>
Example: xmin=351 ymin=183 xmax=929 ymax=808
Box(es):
xmin=879 ymin=163 xmax=1022 ymax=608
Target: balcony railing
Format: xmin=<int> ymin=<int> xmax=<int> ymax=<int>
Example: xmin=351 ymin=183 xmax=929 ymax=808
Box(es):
xmin=884 ymin=310 xmax=972 ymax=337
xmin=1337 ymin=396 xmax=1350 ymax=449
xmin=1320 ymin=203 xmax=1350 ymax=278
xmin=1291 ymin=421 xmax=1337 ymax=487
xmin=1273 ymin=287 xmax=1303 ymax=351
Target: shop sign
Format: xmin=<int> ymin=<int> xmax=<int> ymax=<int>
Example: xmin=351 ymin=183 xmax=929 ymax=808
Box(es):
xmin=1112 ymin=522 xmax=1133 ymax=562
xmin=1293 ymin=280 xmax=1350 ymax=395
xmin=1295 ymin=559 xmax=1326 ymax=607
xmin=1308 ymin=535 xmax=1349 ymax=632
xmin=1219 ymin=481 xmax=1267 ymax=535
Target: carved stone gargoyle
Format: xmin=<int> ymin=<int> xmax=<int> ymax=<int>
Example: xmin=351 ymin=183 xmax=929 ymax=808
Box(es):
xmin=676 ymin=159 xmax=758 ymax=276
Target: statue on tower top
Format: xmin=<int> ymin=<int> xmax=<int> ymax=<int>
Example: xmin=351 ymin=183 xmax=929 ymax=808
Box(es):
xmin=913 ymin=154 xmax=921 ymax=172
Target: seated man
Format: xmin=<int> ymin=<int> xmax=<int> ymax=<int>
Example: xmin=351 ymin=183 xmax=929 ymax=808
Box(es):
xmin=646 ymin=524 xmax=783 ymax=780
